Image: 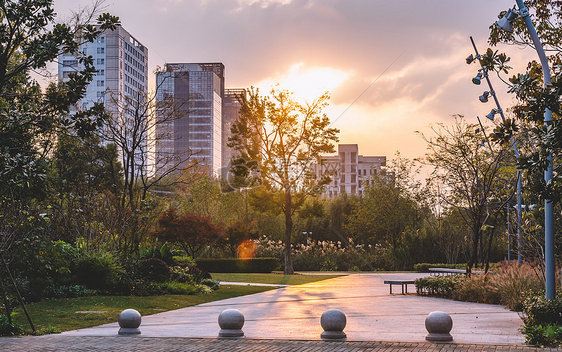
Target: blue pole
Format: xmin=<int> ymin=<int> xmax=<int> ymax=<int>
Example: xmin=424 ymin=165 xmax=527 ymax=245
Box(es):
xmin=514 ymin=0 xmax=555 ymax=298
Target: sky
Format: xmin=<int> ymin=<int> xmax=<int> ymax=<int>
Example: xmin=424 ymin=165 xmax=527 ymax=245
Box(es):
xmin=51 ymin=0 xmax=537 ymax=162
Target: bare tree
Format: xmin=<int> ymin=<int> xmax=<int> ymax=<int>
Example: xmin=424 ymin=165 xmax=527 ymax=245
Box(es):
xmin=100 ymin=69 xmax=199 ymax=210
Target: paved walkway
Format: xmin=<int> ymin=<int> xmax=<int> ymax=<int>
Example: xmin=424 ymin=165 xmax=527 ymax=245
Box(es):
xmin=1 ymin=336 xmax=559 ymax=352
xmin=1 ymin=273 xmax=551 ymax=351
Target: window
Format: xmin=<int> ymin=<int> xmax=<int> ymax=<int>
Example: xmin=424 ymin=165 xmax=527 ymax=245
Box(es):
xmin=97 ymin=58 xmax=104 ymax=65
xmin=97 ymin=47 xmax=105 ymax=54
xmin=99 ymin=69 xmax=104 ymax=76
xmin=97 ymin=80 xmax=104 ymax=87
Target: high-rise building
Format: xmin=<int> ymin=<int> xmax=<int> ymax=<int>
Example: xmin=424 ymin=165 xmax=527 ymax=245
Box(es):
xmin=58 ymin=25 xmax=148 ymax=113
xmin=58 ymin=25 xmax=149 ymax=177
xmin=315 ymin=144 xmax=386 ymax=198
xmin=222 ymin=88 xmax=246 ymax=167
xmin=154 ymin=63 xmax=225 ymax=176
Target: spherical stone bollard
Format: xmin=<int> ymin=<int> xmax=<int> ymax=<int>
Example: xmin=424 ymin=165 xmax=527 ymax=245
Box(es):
xmin=118 ymin=309 xmax=142 ymax=335
xmin=218 ymin=309 xmax=245 ymax=338
xmin=320 ymin=309 xmax=347 ymax=341
xmin=425 ymin=311 xmax=453 ymax=342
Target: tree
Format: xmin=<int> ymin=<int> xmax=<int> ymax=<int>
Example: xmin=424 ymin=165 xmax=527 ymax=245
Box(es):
xmin=488 ymin=1 xmax=562 ymax=204
xmin=345 ymin=154 xmax=428 ymax=269
xmin=0 ymin=0 xmax=119 ymax=202
xmin=228 ymin=87 xmax=339 ymax=274
xmin=154 ymin=208 xmax=222 ymax=258
xmin=101 ymin=68 xmax=199 ymax=211
xmin=420 ymin=116 xmax=513 ymax=272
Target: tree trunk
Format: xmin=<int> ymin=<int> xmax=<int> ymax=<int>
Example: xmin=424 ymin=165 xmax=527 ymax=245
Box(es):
xmin=283 ymin=184 xmax=294 ymax=274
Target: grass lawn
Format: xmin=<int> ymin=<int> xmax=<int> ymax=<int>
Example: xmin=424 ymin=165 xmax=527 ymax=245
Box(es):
xmin=10 ymin=285 xmax=273 ymax=333
xmin=210 ymin=272 xmax=344 ymax=285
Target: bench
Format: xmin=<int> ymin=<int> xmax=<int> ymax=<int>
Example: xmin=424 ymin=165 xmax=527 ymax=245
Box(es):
xmin=428 ymin=268 xmax=486 ymax=276
xmin=383 ymin=280 xmax=415 ymax=294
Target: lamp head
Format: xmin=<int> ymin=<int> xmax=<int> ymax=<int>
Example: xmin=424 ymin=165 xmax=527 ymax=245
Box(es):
xmin=496 ymin=8 xmax=519 ymax=33
xmin=486 ymin=108 xmax=497 ymax=120
xmin=472 ymin=72 xmax=482 ymax=85
xmin=479 ymin=91 xmax=489 ymax=103
xmin=466 ymin=54 xmax=475 ymax=65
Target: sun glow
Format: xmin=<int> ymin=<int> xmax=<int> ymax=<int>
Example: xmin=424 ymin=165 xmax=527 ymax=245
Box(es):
xmin=256 ymin=63 xmax=350 ymax=102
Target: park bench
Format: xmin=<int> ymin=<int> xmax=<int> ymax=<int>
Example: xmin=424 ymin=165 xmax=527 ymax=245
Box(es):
xmin=428 ymin=268 xmax=486 ymax=276
xmin=383 ymin=280 xmax=415 ymax=294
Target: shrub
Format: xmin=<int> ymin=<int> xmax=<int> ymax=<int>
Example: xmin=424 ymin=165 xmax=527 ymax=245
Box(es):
xmin=522 ymin=292 xmax=562 ymax=327
xmin=74 ymin=251 xmax=124 ymax=290
xmin=523 ymin=323 xmax=562 ymax=346
xmin=195 ymin=258 xmax=279 ymax=273
xmin=181 ymin=263 xmax=212 ymax=283
xmin=451 ymin=274 xmax=500 ymax=304
xmin=201 ymin=278 xmax=220 ymax=291
xmin=415 ymin=275 xmax=465 ymax=297
xmin=138 ymin=242 xmax=179 ymax=266
xmin=159 ymin=282 xmax=199 ymax=295
xmin=137 ymin=258 xmax=171 ymax=283
xmin=0 ymin=315 xmax=23 ymax=336
xmin=170 ymin=266 xmax=193 ymax=283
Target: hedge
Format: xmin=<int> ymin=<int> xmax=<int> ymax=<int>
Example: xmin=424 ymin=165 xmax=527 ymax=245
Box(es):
xmin=195 ymin=258 xmax=280 ymax=273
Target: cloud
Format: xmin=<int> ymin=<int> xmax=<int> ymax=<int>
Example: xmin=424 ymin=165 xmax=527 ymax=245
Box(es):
xmin=52 ymin=0 xmax=538 ymax=160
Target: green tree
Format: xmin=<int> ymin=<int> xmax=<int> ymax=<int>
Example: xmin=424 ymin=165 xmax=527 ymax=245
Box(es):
xmin=228 ymin=87 xmax=339 ymax=274
xmin=0 ymin=0 xmax=119 ymax=202
xmin=420 ymin=117 xmax=513 ymax=272
xmin=346 ymin=155 xmax=427 ymax=269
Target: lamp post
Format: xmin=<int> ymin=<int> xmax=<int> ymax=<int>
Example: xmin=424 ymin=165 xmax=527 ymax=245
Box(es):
xmin=496 ymin=1 xmax=555 ymax=298
xmin=468 ymin=37 xmax=523 ymax=265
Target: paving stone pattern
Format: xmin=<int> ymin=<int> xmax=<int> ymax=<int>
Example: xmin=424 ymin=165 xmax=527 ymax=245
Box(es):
xmin=1 ymin=337 xmax=561 ymax=352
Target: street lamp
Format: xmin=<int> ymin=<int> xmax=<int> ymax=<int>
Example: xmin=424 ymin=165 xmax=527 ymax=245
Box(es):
xmin=467 ymin=36 xmax=523 ymax=265
xmin=495 ymin=1 xmax=555 ymax=299
xmin=302 ymin=232 xmax=311 ymax=246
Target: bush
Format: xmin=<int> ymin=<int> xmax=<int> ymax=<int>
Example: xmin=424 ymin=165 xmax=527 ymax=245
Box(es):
xmin=159 ymin=282 xmax=199 ymax=295
xmin=523 ymin=323 xmax=562 ymax=346
xmin=523 ymin=292 xmax=562 ymax=327
xmin=137 ymin=258 xmax=171 ymax=283
xmin=138 ymin=242 xmax=179 ymax=266
xmin=414 ymin=263 xmax=467 ymax=272
xmin=0 ymin=315 xmax=23 ymax=336
xmin=415 ymin=275 xmax=465 ymax=297
xmin=201 ymin=278 xmax=220 ymax=291
xmin=196 ymin=258 xmax=279 ymax=273
xmin=74 ymin=251 xmax=124 ymax=290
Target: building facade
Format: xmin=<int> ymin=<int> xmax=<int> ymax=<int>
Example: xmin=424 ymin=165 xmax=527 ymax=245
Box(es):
xmin=154 ymin=63 xmax=225 ymax=176
xmin=222 ymin=88 xmax=246 ymax=168
xmin=58 ymin=25 xmax=149 ymax=177
xmin=315 ymin=144 xmax=386 ymax=198
xmin=58 ymin=25 xmax=148 ymax=113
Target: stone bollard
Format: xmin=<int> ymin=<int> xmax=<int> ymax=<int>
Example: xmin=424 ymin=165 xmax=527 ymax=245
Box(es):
xmin=118 ymin=309 xmax=142 ymax=335
xmin=218 ymin=309 xmax=245 ymax=338
xmin=425 ymin=311 xmax=453 ymax=342
xmin=320 ymin=309 xmax=347 ymax=341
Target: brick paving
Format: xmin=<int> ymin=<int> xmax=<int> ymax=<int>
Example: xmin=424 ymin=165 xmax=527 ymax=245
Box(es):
xmin=0 ymin=336 xmax=561 ymax=352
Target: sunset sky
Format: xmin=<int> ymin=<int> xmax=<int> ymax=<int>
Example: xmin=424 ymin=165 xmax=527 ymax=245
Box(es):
xmin=52 ymin=0 xmax=537 ymax=161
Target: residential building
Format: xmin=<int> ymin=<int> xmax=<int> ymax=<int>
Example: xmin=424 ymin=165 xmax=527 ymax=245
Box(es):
xmin=315 ymin=144 xmax=386 ymax=198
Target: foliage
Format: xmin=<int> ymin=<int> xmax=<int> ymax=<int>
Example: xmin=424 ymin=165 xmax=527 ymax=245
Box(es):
xmin=418 ymin=264 xmax=543 ymax=311
xmin=523 ymin=323 xmax=562 ymax=346
xmin=0 ymin=315 xmax=23 ymax=337
xmin=0 ymin=0 xmax=119 ymax=202
xmin=137 ymin=258 xmax=171 ymax=283
xmin=415 ymin=276 xmax=465 ymax=297
xmin=195 ymin=258 xmax=280 ymax=273
xmin=138 ymin=242 xmax=179 ymax=266
xmin=200 ymin=278 xmax=220 ymax=291
xmin=488 ymin=1 xmax=562 ymax=205
xmin=154 ymin=208 xmax=223 ymax=258
xmin=74 ymin=251 xmax=124 ymax=291
xmin=228 ymin=86 xmax=339 ymax=274
xmin=419 ymin=116 xmax=513 ymax=272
